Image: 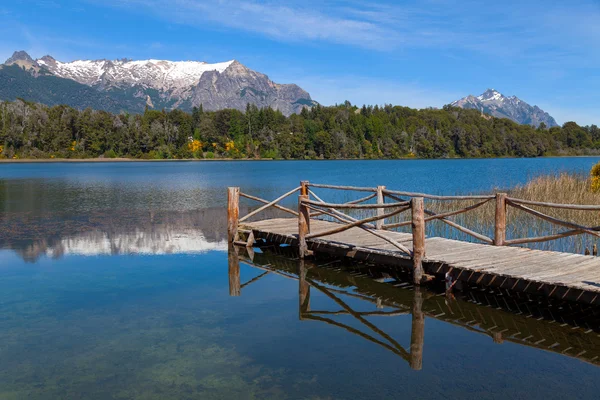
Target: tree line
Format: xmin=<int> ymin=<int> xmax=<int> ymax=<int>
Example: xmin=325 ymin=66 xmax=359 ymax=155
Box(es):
xmin=1 ymin=99 xmax=599 ymax=160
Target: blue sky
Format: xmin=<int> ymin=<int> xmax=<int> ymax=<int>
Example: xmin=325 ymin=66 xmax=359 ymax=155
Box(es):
xmin=0 ymin=0 xmax=598 ymax=125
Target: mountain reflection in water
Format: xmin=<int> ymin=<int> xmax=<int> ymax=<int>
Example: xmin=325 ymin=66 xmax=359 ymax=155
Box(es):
xmin=0 ymin=208 xmax=239 ymax=261
xmin=231 ymin=245 xmax=600 ymax=369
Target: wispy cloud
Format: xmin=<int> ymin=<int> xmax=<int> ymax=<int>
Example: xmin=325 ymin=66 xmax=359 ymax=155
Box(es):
xmin=98 ymin=0 xmax=600 ymax=63
xmin=104 ymin=0 xmax=400 ymax=50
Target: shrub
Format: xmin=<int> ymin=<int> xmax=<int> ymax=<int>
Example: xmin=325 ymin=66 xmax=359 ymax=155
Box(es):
xmin=590 ymin=162 xmax=600 ymax=192
xmin=104 ymin=149 xmax=118 ymax=158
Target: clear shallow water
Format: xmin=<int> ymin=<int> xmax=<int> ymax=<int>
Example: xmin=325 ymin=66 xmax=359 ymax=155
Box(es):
xmin=1 ymin=159 xmax=600 ymax=399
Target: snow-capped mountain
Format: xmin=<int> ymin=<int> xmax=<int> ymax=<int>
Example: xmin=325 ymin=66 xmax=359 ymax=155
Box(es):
xmin=451 ymin=89 xmax=558 ymax=127
xmin=1 ymin=51 xmax=317 ymax=115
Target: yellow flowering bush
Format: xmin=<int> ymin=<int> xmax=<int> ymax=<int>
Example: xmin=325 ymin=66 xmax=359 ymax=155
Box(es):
xmin=590 ymin=162 xmax=600 ymax=192
xmin=225 ymin=140 xmax=235 ymax=152
xmin=187 ymin=139 xmax=202 ymax=153
xmin=0 ymin=145 xmax=3 ymax=156
xmin=70 ymin=140 xmax=76 ymax=151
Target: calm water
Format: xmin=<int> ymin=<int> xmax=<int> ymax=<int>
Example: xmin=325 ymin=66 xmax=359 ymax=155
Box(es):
xmin=1 ymin=158 xmax=600 ymax=399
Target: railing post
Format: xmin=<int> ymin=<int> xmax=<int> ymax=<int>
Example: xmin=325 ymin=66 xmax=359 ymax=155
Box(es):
xmin=376 ymin=185 xmax=386 ymax=229
xmin=298 ymin=194 xmax=311 ymax=258
xmin=227 ymin=187 xmax=240 ymax=243
xmin=300 ymin=180 xmax=309 ymax=196
xmin=411 ymin=197 xmax=425 ymax=285
xmin=494 ymin=193 xmax=507 ymax=246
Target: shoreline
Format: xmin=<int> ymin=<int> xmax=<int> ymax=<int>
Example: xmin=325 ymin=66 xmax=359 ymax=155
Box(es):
xmin=2 ymin=155 xmax=600 ymax=164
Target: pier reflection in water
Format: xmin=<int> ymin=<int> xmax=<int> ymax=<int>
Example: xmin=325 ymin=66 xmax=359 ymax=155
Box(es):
xmin=229 ymin=245 xmax=600 ymax=369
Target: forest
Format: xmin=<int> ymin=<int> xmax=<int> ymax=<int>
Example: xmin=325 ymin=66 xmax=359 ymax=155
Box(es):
xmin=0 ymin=99 xmax=599 ymax=160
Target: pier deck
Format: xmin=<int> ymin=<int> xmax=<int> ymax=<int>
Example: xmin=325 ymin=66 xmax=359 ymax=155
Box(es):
xmin=243 ymin=218 xmax=600 ymax=305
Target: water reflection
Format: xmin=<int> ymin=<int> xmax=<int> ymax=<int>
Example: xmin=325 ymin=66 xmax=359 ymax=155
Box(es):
xmin=231 ymin=246 xmax=600 ymax=368
xmin=0 ymin=208 xmax=235 ymax=261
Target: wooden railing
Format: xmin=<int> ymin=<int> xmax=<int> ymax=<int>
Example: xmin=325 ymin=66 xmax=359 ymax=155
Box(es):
xmin=228 ymin=181 xmax=600 ymax=283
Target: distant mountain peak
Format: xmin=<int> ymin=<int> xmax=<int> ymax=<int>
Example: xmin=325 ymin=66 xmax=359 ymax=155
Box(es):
xmin=477 ymin=88 xmax=504 ymax=102
xmin=451 ymin=89 xmax=557 ymax=128
xmin=5 ymin=50 xmax=34 ymax=65
xmin=0 ymin=51 xmax=317 ymax=115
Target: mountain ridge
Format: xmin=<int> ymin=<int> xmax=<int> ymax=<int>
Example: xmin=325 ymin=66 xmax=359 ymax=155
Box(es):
xmin=451 ymin=89 xmax=558 ymax=127
xmin=1 ymin=50 xmax=317 ymax=115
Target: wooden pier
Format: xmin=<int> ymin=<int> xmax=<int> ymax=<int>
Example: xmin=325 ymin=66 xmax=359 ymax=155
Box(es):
xmin=227 ymin=182 xmax=600 ymax=306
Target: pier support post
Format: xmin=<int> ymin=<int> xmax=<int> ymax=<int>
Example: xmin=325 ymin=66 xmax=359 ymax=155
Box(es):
xmin=409 ymin=287 xmax=425 ymax=370
xmin=227 ymin=187 xmax=240 ymax=243
xmin=376 ymin=185 xmax=386 ymax=230
xmin=411 ymin=197 xmax=425 ymax=285
xmin=299 ymin=259 xmax=310 ymax=319
xmin=228 ymin=245 xmax=241 ymax=296
xmin=298 ymin=194 xmax=311 ymax=258
xmin=494 ymin=193 xmax=507 ymax=246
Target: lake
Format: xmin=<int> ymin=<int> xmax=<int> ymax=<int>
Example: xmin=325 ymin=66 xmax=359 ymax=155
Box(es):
xmin=1 ymin=158 xmax=600 ymax=399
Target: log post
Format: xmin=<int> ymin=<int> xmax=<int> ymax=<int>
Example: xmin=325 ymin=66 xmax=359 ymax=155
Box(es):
xmin=594 ymin=244 xmax=598 ymax=256
xmin=494 ymin=193 xmax=507 ymax=246
xmin=298 ymin=194 xmax=311 ymax=258
xmin=298 ymin=259 xmax=310 ymax=319
xmin=409 ymin=287 xmax=424 ymax=370
xmin=411 ymin=197 xmax=425 ymax=285
xmin=300 ymin=180 xmax=309 ymax=196
xmin=227 ymin=187 xmax=240 ymax=243
xmin=228 ymin=245 xmax=241 ymax=296
xmin=376 ymin=185 xmax=386 ymax=230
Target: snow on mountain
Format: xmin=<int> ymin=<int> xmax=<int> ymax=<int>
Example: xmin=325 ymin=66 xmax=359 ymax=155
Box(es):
xmin=36 ymin=56 xmax=235 ymax=93
xmin=451 ymin=89 xmax=558 ymax=128
xmin=2 ymin=51 xmax=316 ymax=115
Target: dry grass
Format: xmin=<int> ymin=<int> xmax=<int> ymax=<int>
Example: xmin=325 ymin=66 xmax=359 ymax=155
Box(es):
xmin=508 ymin=173 xmax=600 ymax=226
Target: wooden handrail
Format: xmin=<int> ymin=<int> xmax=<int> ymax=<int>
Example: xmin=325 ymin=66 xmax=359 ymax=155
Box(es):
xmin=239 ymin=186 xmax=300 ymax=223
xmin=382 ymin=198 xmax=492 ymax=229
xmin=384 ymin=188 xmax=494 ymax=201
xmin=308 ymin=183 xmax=378 ymax=192
xmin=303 ymin=198 xmax=410 ymax=209
xmin=239 ymin=192 xmax=299 ymax=217
xmin=303 ymin=204 xmax=412 ymax=255
xmin=507 ymin=200 xmax=600 ymax=239
xmin=308 ymin=189 xmax=376 ymax=229
xmin=304 ymin=204 xmax=410 ymax=240
xmin=507 ymin=197 xmax=600 ymax=210
xmin=310 ymin=192 xmax=377 ymax=218
xmin=383 ymin=192 xmax=494 ymax=244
